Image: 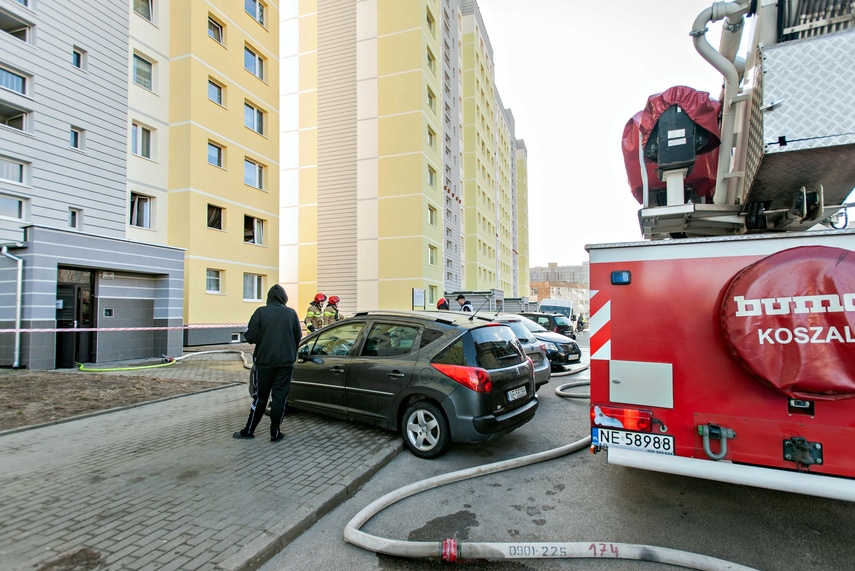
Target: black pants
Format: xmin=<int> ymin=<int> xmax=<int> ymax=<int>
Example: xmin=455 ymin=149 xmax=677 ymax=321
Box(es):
xmin=244 ymin=365 xmax=293 ymax=438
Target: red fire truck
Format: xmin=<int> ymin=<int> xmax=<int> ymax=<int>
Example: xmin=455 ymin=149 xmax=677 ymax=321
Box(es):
xmin=588 ymin=0 xmax=855 ymax=501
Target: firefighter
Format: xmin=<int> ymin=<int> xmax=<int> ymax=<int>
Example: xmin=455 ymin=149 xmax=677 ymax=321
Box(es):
xmin=305 ymin=293 xmax=325 ymax=332
xmin=436 ymin=297 xmax=449 ymax=310
xmin=323 ymin=295 xmax=342 ymax=326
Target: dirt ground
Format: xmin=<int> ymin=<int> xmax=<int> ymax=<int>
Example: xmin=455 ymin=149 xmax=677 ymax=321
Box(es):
xmin=0 ymin=368 xmax=226 ymax=431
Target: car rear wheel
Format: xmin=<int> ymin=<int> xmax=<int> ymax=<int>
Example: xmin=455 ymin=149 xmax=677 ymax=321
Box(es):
xmin=401 ymin=401 xmax=450 ymax=459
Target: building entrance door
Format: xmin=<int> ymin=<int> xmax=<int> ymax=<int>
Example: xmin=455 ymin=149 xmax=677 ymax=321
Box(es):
xmin=55 ymin=269 xmax=94 ymax=368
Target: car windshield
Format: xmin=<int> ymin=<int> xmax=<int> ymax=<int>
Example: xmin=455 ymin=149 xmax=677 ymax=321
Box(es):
xmin=540 ymin=305 xmax=572 ymax=318
xmin=471 ymin=325 xmax=525 ymax=368
xmin=500 ymin=320 xmax=533 ymax=343
xmin=553 ymin=315 xmax=572 ymax=327
xmin=516 ymin=315 xmax=548 ymax=333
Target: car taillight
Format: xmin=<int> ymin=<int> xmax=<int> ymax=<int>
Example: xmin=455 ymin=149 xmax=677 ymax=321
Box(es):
xmin=590 ymin=405 xmax=652 ymax=432
xmin=431 ymin=363 xmax=493 ymax=393
xmin=526 ymin=357 xmax=534 ymax=382
xmin=553 ymin=326 xmax=559 ymax=333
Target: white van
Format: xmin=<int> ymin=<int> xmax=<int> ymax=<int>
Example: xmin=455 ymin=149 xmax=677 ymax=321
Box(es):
xmin=538 ymin=298 xmax=575 ymax=319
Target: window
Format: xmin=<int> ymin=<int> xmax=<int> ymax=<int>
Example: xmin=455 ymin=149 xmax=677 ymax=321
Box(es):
xmin=427 ymin=49 xmax=435 ymax=73
xmin=14 ymin=0 xmax=28 ymax=6
xmin=308 ymin=322 xmax=364 ymax=356
xmin=208 ymin=142 xmax=223 ymax=167
xmin=245 ymin=0 xmax=265 ymax=25
xmin=130 ymin=193 xmax=152 ymax=228
xmin=244 ymin=215 xmax=264 ymax=245
xmin=207 ymin=204 xmax=223 ymax=230
xmin=134 ymin=0 xmax=153 ymax=21
xmin=1 ymin=11 xmax=29 ymax=42
xmin=0 ymin=67 xmax=26 ymax=95
xmin=426 ymin=9 xmax=435 ymax=35
xmin=69 ymin=208 xmax=81 ymax=229
xmin=244 ymin=159 xmax=264 ymax=189
xmin=0 ymin=157 xmax=24 ymax=184
xmin=428 ymin=205 xmax=437 ymax=226
xmin=208 ymin=79 xmax=224 ymax=105
xmin=72 ymin=48 xmax=85 ymax=69
xmin=428 ymin=245 xmax=437 ymax=265
xmin=427 ymin=88 xmax=436 ymax=111
xmin=244 ymin=46 xmax=264 ymax=80
xmin=360 ymin=323 xmax=420 ymax=357
xmin=428 ymin=285 xmax=438 ymax=305
xmin=70 ymin=127 xmax=83 ymax=150
xmin=428 ymin=166 xmax=436 ymax=187
xmin=243 ymin=273 xmax=263 ymax=301
xmin=206 ymin=269 xmax=222 ymax=293
xmin=244 ymin=102 xmax=264 ymax=135
xmin=132 ymin=55 xmax=153 ymax=90
xmin=131 ymin=123 xmax=152 ymax=158
xmin=208 ymin=17 xmax=224 ymax=44
xmin=0 ymin=195 xmax=23 ymax=219
xmin=427 ymin=127 xmax=436 ymax=148
xmin=0 ymin=103 xmax=26 ymax=132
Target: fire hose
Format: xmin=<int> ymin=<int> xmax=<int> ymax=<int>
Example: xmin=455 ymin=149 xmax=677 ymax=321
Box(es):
xmin=343 ymin=363 xmax=757 ymax=570
xmin=76 ymin=349 xmax=253 ymax=372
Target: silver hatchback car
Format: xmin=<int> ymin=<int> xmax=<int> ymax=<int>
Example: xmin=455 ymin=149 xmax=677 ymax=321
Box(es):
xmin=481 ymin=314 xmax=551 ymax=389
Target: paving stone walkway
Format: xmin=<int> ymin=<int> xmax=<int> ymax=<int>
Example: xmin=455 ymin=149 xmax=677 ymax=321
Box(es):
xmin=0 ymin=351 xmax=401 ymax=571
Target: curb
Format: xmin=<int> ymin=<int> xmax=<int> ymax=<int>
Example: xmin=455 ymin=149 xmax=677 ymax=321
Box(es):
xmin=217 ymin=441 xmax=404 ymax=571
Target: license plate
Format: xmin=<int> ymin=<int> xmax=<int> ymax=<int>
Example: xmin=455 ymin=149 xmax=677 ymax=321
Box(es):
xmin=507 ymin=386 xmax=527 ymax=402
xmin=592 ymin=428 xmax=674 ymax=455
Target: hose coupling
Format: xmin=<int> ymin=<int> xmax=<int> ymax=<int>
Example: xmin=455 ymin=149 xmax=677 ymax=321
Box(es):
xmin=441 ymin=538 xmax=458 ymax=563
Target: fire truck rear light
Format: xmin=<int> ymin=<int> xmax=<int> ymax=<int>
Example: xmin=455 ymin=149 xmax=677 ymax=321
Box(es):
xmin=591 ymin=404 xmax=653 ymax=432
xmin=611 ymin=270 xmax=631 ymax=285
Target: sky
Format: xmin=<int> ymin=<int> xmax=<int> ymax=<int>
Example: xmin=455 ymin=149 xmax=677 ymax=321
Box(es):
xmin=475 ymin=0 xmax=741 ymax=266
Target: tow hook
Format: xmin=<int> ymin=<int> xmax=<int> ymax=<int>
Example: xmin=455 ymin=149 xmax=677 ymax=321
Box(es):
xmin=784 ymin=436 xmax=823 ymax=472
xmin=697 ymin=423 xmax=736 ymax=461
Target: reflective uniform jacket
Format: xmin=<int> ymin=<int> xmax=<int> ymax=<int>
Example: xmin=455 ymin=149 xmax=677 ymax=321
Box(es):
xmin=305 ymin=301 xmax=324 ymax=332
xmin=322 ymin=305 xmax=341 ymax=327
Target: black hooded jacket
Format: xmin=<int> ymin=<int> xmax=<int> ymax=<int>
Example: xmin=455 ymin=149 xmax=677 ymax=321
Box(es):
xmin=245 ymin=284 xmax=303 ymax=367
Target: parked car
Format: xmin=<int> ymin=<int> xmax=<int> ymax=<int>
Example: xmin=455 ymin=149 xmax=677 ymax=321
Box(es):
xmin=289 ymin=311 xmax=538 ymax=459
xmin=480 ymin=314 xmax=551 ymax=389
xmin=515 ymin=315 xmax=582 ymax=371
xmin=518 ymin=311 xmax=577 ymax=339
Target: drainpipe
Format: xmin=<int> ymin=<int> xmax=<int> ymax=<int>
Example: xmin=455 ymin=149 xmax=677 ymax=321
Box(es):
xmin=691 ymin=1 xmax=752 ymax=206
xmin=1 ymin=246 xmax=23 ymax=369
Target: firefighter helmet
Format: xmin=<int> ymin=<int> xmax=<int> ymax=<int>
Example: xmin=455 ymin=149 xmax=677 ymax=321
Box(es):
xmin=314 ymin=293 xmax=326 ymax=303
xmin=328 ymin=295 xmax=340 ymax=306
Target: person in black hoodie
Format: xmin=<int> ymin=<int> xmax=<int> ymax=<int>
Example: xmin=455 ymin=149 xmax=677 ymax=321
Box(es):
xmin=234 ymin=284 xmax=302 ymax=442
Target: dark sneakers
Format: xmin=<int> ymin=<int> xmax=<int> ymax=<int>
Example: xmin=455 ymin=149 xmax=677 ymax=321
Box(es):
xmin=232 ymin=430 xmax=254 ymax=439
xmin=271 ymin=431 xmax=284 ymax=443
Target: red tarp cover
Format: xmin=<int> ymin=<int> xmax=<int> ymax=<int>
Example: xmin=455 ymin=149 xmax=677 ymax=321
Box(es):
xmin=720 ymin=246 xmax=855 ymax=400
xmin=622 ymin=85 xmax=722 ymax=204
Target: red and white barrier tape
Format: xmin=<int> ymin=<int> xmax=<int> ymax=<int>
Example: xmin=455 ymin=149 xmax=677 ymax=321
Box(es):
xmin=0 ymin=323 xmax=248 ymax=334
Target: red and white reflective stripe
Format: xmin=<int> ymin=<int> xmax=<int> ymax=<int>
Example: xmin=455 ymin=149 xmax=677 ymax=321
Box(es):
xmin=589 ymin=289 xmax=611 ymax=361
xmin=0 ymin=323 xmax=247 ymax=334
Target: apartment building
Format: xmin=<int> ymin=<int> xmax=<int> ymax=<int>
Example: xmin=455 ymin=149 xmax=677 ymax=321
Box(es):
xmin=0 ymin=0 xmax=184 ymax=369
xmin=282 ymin=0 xmax=528 ymax=312
xmin=130 ymin=0 xmax=279 ymax=345
xmin=515 ymin=139 xmax=530 ymax=296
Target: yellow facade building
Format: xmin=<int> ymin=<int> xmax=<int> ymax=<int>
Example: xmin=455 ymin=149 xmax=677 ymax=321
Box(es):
xmin=129 ymin=0 xmax=279 ymax=343
xmin=281 ymin=0 xmax=527 ymax=313
xmin=515 ymin=140 xmax=531 ymax=296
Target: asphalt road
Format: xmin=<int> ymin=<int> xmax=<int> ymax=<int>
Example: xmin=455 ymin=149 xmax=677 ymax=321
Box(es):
xmin=261 ymin=334 xmax=855 ymax=570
